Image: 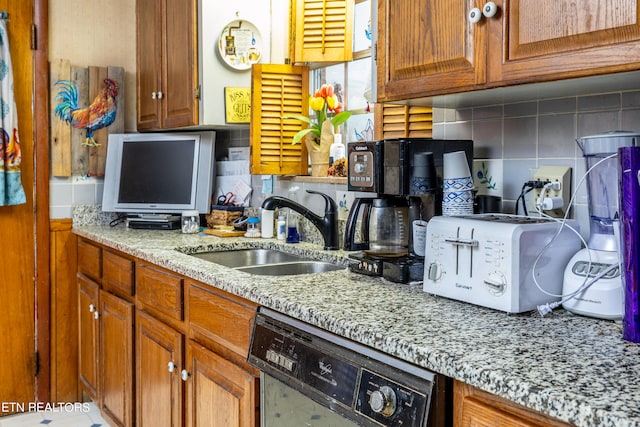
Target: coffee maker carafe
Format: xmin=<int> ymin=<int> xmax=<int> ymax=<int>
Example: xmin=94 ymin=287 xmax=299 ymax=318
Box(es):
xmin=343 ymin=196 xmax=410 ymax=256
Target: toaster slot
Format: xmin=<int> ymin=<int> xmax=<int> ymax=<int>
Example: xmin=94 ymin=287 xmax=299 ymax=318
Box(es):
xmin=444 ymin=227 xmax=478 ymax=277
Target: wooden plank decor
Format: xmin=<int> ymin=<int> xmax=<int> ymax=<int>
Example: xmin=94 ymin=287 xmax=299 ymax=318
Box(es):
xmin=51 ymin=60 xmax=125 ymax=177
xmin=70 ymin=66 xmax=89 ymax=175
xmin=50 ymin=59 xmax=71 ymax=177
xmin=88 ymin=66 xmax=108 ymax=177
xmin=107 ymin=66 xmax=125 ymax=134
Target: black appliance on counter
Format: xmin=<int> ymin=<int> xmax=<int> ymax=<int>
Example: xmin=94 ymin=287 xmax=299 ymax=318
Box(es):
xmin=344 ymin=138 xmax=473 ymax=283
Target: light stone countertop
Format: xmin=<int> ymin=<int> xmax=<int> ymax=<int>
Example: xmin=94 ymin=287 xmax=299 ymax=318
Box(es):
xmin=73 ymin=224 xmax=640 ymax=427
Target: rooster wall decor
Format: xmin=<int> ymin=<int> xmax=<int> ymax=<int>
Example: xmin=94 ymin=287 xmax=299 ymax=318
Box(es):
xmin=54 ymin=78 xmax=119 ymax=147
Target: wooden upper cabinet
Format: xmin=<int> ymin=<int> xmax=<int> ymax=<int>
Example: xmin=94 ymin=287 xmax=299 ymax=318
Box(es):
xmin=250 ymin=64 xmax=310 ymax=175
xmin=136 ymin=0 xmax=162 ymax=130
xmin=293 ymin=0 xmax=354 ymax=63
xmin=136 ymin=0 xmax=197 ymax=130
xmin=376 ymin=0 xmax=487 ymax=102
xmin=162 ymin=0 xmax=197 ymax=129
xmin=377 ymin=0 xmax=640 ymax=101
xmin=492 ymin=0 xmax=640 ymax=83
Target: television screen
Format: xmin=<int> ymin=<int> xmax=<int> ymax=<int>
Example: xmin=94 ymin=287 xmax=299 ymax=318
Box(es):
xmin=118 ymin=139 xmax=195 ymax=205
xmin=102 ymin=131 xmax=216 ymax=216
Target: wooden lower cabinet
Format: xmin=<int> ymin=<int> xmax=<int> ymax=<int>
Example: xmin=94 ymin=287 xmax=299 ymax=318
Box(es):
xmin=78 ymin=274 xmax=100 ymax=402
xmin=454 ymin=380 xmax=573 ymax=427
xmin=136 ymin=310 xmax=184 ymax=427
xmin=77 ymin=238 xmax=259 ymax=426
xmin=184 ymin=340 xmax=258 ymax=427
xmin=100 ymin=290 xmax=134 ymax=427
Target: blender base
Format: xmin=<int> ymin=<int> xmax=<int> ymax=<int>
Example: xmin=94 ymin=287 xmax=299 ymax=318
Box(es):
xmin=562 ymin=248 xmax=623 ymax=320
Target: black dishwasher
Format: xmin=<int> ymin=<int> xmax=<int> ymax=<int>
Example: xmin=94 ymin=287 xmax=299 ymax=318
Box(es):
xmin=248 ymin=307 xmax=451 ymax=427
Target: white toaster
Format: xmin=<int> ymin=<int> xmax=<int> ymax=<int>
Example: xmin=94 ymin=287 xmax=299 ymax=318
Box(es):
xmin=422 ymin=214 xmax=582 ymax=313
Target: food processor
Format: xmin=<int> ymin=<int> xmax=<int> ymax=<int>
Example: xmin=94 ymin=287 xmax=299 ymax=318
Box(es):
xmin=562 ymin=131 xmax=640 ymax=319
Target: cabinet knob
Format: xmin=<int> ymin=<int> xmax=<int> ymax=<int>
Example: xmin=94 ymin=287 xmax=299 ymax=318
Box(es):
xmin=89 ymin=304 xmax=96 ymax=313
xmin=181 ymin=369 xmax=191 ymax=381
xmin=151 ymin=91 xmax=157 ymax=100
xmin=468 ymin=7 xmax=482 ymax=24
xmin=157 ymin=91 xmax=164 ymax=100
xmin=168 ymin=361 xmax=177 ymax=373
xmin=482 ymin=2 xmax=498 ymax=18
xmin=93 ymin=311 xmax=100 ymax=320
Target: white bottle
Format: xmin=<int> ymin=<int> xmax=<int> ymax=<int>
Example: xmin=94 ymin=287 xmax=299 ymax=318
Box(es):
xmin=261 ymin=209 xmax=274 ymax=238
xmin=330 ymin=133 xmax=343 ymax=165
xmin=333 ymin=133 xmax=345 ymax=162
xmin=276 ymin=215 xmax=286 ymax=240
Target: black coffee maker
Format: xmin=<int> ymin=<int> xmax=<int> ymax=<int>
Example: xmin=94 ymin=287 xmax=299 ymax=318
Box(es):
xmin=344 ymin=138 xmax=473 ymax=283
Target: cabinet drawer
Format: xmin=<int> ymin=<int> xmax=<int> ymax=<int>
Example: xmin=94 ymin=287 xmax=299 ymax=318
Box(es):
xmin=103 ymin=250 xmax=135 ymax=297
xmin=137 ymin=263 xmax=184 ymax=321
xmin=78 ymin=239 xmax=102 ymax=281
xmin=188 ymin=283 xmax=257 ymax=358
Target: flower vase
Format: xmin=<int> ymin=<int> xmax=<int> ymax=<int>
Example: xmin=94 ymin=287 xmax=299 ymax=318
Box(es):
xmin=306 ymin=120 xmax=333 ymax=177
xmin=309 ymin=149 xmax=329 ymax=177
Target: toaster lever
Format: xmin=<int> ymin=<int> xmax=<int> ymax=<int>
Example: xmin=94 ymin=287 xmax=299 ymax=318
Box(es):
xmin=444 ymin=238 xmax=478 ymax=247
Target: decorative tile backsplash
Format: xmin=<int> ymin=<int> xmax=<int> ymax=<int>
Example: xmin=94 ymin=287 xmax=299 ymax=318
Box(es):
xmin=434 ymin=89 xmax=640 ymax=240
xmin=51 ymin=88 xmax=640 ymax=244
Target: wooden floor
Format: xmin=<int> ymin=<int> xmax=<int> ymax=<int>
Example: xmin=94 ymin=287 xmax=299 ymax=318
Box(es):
xmin=0 ymin=403 xmax=109 ymax=427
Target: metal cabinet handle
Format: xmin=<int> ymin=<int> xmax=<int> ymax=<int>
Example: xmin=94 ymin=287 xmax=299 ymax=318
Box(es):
xmin=157 ymin=91 xmax=164 ymax=100
xmin=89 ymin=304 xmax=96 ymax=313
xmin=482 ymin=2 xmax=498 ymax=18
xmin=151 ymin=91 xmax=157 ymax=100
xmin=93 ymin=311 xmax=100 ymax=320
xmin=168 ymin=361 xmax=177 ymax=373
xmin=181 ymin=369 xmax=191 ymax=381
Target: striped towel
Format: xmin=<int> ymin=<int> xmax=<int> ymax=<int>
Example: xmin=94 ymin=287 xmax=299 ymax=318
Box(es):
xmin=0 ymin=12 xmax=26 ymax=206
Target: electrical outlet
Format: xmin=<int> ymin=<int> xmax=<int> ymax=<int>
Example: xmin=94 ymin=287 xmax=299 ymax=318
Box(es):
xmin=532 ymin=166 xmax=572 ymax=217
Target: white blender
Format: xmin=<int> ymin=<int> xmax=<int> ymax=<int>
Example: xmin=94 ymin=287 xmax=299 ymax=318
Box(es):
xmin=563 ymin=131 xmax=640 ymax=320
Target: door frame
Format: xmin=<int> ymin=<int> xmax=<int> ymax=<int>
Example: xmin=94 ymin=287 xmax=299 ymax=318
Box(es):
xmin=34 ymin=0 xmax=50 ymax=402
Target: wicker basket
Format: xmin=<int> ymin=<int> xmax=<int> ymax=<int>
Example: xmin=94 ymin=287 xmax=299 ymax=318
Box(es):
xmin=206 ymin=206 xmax=244 ymax=227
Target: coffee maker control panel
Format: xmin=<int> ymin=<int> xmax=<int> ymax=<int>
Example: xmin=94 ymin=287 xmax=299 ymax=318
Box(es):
xmin=348 ymin=149 xmax=375 ymax=190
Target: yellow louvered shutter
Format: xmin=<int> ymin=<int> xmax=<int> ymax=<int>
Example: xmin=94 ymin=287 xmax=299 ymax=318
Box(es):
xmin=251 ymin=64 xmax=310 ymax=175
xmin=374 ymin=104 xmax=433 ymax=140
xmin=293 ymin=0 xmax=354 ymax=63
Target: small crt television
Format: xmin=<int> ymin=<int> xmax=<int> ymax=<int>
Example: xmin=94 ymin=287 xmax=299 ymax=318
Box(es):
xmin=101 ymin=131 xmax=216 ymax=216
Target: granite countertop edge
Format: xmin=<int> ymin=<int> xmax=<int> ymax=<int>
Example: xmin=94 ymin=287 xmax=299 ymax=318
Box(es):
xmin=72 ymin=225 xmax=640 ymax=427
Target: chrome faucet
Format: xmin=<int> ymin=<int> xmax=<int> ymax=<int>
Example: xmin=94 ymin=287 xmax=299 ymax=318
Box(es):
xmin=261 ymin=190 xmax=339 ymax=250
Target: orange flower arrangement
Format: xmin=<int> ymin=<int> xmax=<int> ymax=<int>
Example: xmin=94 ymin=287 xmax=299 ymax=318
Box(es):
xmin=284 ymin=84 xmax=351 ymax=145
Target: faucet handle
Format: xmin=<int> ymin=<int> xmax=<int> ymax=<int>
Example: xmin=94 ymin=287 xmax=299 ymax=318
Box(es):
xmin=306 ymin=190 xmax=337 ymax=213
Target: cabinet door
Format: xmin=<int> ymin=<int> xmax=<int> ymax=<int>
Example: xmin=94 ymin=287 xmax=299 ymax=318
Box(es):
xmin=136 ymin=311 xmax=184 ymax=427
xmin=293 ymin=0 xmax=354 ymax=63
xmin=78 ymin=274 xmax=100 ymax=402
xmin=454 ymin=380 xmax=573 ymax=427
xmin=184 ymin=341 xmax=258 ymax=427
xmin=161 ymin=0 xmax=197 ymax=129
xmin=490 ymin=0 xmax=640 ymax=83
xmin=250 ymin=64 xmax=310 ymax=175
xmin=376 ymin=0 xmax=487 ymax=102
xmin=136 ymin=0 xmax=162 ymax=130
xmin=100 ymin=290 xmax=134 ymax=427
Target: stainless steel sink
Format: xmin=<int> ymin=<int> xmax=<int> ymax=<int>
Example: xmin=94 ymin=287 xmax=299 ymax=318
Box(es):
xmin=191 ymin=248 xmax=310 ymax=268
xmin=236 ymin=261 xmax=343 ymax=276
xmin=189 ymin=248 xmax=343 ymax=275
